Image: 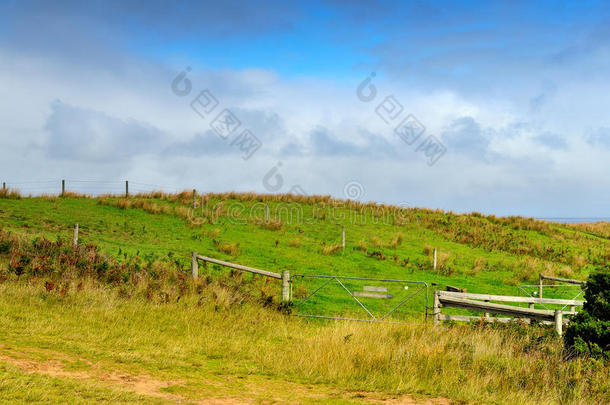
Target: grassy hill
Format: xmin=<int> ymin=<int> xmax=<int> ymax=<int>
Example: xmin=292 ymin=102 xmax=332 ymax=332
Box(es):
xmin=0 ymin=190 xmax=609 ymax=403
xmin=0 ymin=192 xmax=607 ymax=303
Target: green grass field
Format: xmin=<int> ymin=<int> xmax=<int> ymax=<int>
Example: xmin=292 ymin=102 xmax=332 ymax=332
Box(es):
xmin=0 ymin=192 xmax=606 ymax=318
xmin=0 ymin=191 xmax=608 ymax=403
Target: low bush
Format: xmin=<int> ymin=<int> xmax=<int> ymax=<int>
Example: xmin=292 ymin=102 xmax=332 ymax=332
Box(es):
xmin=564 ymin=268 xmax=610 ymax=359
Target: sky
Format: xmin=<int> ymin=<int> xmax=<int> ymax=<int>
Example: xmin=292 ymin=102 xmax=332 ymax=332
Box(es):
xmin=0 ymin=0 xmax=609 ymax=217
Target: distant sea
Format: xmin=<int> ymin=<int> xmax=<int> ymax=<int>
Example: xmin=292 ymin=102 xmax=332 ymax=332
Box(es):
xmin=537 ymin=218 xmax=610 ymax=224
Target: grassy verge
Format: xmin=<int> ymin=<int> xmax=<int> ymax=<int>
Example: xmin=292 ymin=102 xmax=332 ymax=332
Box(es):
xmin=1 ymin=280 xmax=608 ymax=404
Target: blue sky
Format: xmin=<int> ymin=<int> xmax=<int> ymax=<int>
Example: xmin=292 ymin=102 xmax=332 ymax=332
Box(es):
xmin=0 ymin=1 xmax=609 ymax=217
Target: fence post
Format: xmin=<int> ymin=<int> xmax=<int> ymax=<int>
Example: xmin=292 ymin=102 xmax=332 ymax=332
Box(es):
xmin=538 ymin=274 xmax=543 ymax=298
xmin=191 ymin=252 xmax=199 ymax=280
xmin=192 ymin=189 xmax=196 ymax=208
xmin=484 ymin=299 xmax=490 ymax=319
xmin=554 ymin=309 xmax=563 ymax=336
xmin=265 ymin=204 xmax=269 ymax=222
xmin=125 ymin=181 xmax=129 ymax=197
xmin=433 ymin=248 xmax=437 ymax=271
xmin=281 ymin=270 xmax=290 ymax=302
xmin=2 ymin=182 xmax=5 ymax=191
xmin=73 ymin=223 xmax=79 ymax=247
xmin=341 ymin=226 xmax=345 ymax=250
xmin=433 ymin=290 xmax=440 ymax=325
xmin=61 ymin=179 xmax=65 ymax=197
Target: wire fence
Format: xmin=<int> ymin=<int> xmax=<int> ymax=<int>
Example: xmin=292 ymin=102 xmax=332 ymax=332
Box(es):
xmin=1 ymin=180 xmax=182 ymax=196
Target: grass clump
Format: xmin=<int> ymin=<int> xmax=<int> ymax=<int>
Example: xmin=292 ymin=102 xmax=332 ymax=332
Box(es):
xmin=288 ymin=238 xmax=301 ymax=248
xmin=215 ymin=241 xmax=240 ymax=256
xmin=321 ymin=244 xmax=343 ymax=255
xmin=0 ymin=188 xmax=21 ymax=199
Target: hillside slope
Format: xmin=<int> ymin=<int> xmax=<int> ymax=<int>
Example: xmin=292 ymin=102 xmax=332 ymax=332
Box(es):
xmin=0 ymin=192 xmax=607 ymax=314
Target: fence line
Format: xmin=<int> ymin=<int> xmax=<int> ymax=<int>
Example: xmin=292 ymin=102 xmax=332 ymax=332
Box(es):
xmin=191 ymin=252 xmax=290 ymax=301
xmin=1 ymin=179 xmax=181 ymax=196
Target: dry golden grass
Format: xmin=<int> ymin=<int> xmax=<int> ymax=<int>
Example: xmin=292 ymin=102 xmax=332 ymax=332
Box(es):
xmin=569 ymin=221 xmax=610 ymax=238
xmin=388 ymin=232 xmax=403 ymax=249
xmin=208 ymin=228 xmax=221 ymax=239
xmin=321 ymin=244 xmax=343 ymax=255
xmin=0 ymin=281 xmax=608 ymax=404
xmin=470 ymin=257 xmax=488 ymax=276
xmin=0 ymin=188 xmax=22 ymax=199
xmin=288 ymin=238 xmax=301 ymax=248
xmin=217 ymin=242 xmax=239 ymax=256
xmin=370 ymin=236 xmax=383 ymax=249
xmin=257 ymin=219 xmax=283 ymax=231
xmin=356 ymin=238 xmax=368 ymax=252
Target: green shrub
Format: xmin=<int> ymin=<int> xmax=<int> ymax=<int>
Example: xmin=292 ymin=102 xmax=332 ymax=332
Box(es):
xmin=564 ymin=269 xmax=610 ymax=359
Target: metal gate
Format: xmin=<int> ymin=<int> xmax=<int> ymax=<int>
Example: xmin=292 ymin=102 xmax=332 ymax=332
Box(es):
xmin=290 ymin=274 xmax=429 ymax=323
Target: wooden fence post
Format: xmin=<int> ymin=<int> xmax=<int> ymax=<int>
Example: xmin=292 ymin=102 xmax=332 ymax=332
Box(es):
xmin=265 ymin=204 xmax=269 ymax=222
xmin=61 ymin=179 xmax=65 ymax=197
xmin=538 ymin=274 xmax=543 ymax=298
xmin=2 ymin=182 xmax=5 ymax=191
xmin=433 ymin=290 xmax=440 ymax=325
xmin=281 ymin=270 xmax=290 ymax=302
xmin=192 ymin=189 xmax=196 ymax=208
xmin=191 ymin=252 xmax=199 ymax=280
xmin=484 ymin=299 xmax=490 ymax=319
xmin=554 ymin=309 xmax=563 ymax=336
xmin=341 ymin=226 xmax=345 ymax=250
xmin=73 ymin=223 xmax=79 ymax=247
xmin=433 ymin=248 xmax=437 ymax=271
xmin=125 ymin=181 xmax=129 ymax=197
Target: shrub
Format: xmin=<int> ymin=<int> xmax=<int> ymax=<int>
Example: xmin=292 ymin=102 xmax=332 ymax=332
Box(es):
xmin=564 ymin=269 xmax=610 ymax=359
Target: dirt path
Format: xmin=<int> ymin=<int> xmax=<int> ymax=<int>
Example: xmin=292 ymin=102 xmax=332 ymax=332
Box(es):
xmin=0 ymin=345 xmax=450 ymax=404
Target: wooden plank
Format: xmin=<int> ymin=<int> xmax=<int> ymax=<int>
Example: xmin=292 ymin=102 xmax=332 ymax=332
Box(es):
xmin=438 ymin=314 xmax=569 ymax=326
xmin=195 ymin=255 xmax=282 ymax=279
xmin=363 ymin=286 xmax=387 ymax=292
xmin=353 ymin=291 xmax=393 ymax=299
xmin=437 ymin=290 xmax=584 ymax=306
xmin=439 ymin=314 xmax=530 ymax=324
xmin=540 ymin=274 xmax=586 ymax=285
xmin=438 ymin=296 xmax=557 ymax=322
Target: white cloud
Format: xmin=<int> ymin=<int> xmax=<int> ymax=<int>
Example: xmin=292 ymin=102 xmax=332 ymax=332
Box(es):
xmin=0 ymin=45 xmax=609 ymax=217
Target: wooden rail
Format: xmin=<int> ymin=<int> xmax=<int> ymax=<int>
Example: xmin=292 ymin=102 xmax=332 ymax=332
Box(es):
xmin=433 ymin=291 xmax=584 ymax=336
xmin=439 ymin=291 xmax=584 ymax=306
xmin=538 ymin=273 xmax=586 ymax=298
xmin=191 ymin=252 xmax=290 ymax=301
